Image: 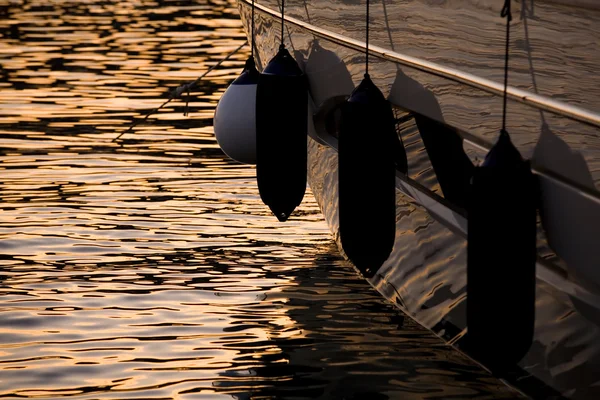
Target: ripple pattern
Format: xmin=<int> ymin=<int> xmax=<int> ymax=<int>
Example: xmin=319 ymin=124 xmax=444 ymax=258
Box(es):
xmin=0 ymin=1 xmax=520 ymax=399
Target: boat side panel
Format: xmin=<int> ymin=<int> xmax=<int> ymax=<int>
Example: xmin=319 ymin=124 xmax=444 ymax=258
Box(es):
xmin=238 ymin=0 xmax=600 ymax=304
xmin=238 ymin=1 xmax=600 ymax=398
xmin=306 ymin=132 xmax=600 ymax=399
xmin=242 ymin=0 xmax=600 ymax=188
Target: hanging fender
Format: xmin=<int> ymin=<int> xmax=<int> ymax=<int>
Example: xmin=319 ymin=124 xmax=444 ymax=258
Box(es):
xmin=256 ymin=45 xmax=308 ymax=222
xmin=213 ymin=57 xmax=259 ymax=164
xmin=466 ymin=0 xmax=537 ymax=374
xmin=466 ymin=130 xmax=537 ymax=374
xmin=338 ymin=75 xmax=402 ymax=278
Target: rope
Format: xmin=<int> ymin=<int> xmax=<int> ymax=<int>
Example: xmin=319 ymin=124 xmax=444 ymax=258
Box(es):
xmin=500 ymin=0 xmax=512 ymax=134
xmin=113 ymin=41 xmax=247 ymax=143
xmin=281 ymin=0 xmax=285 ymax=47
xmin=365 ymin=0 xmax=370 ymax=76
xmin=251 ymin=0 xmax=255 ymax=58
xmin=303 ymin=0 xmax=311 ymax=24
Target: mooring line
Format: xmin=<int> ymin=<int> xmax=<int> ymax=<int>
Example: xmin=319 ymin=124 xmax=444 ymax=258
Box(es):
xmin=113 ymin=40 xmax=248 ymax=143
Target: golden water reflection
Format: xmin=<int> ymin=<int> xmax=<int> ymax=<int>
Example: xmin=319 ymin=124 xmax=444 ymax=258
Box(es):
xmin=0 ymin=1 xmax=519 ymax=398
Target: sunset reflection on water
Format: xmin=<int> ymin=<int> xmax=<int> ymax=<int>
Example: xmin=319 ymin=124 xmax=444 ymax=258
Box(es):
xmin=0 ymin=1 xmax=520 ymax=398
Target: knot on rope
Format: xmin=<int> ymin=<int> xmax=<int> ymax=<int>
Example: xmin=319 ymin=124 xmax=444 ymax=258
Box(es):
xmin=171 ymin=82 xmax=193 ymax=100
xmin=501 ymin=0 xmax=512 ymax=21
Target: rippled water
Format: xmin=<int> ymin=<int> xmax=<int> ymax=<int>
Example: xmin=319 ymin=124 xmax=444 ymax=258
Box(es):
xmin=0 ymin=1 xmax=524 ymax=398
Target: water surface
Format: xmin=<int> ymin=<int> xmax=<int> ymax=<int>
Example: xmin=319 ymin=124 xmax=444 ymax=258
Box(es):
xmin=0 ymin=1 xmax=521 ymax=398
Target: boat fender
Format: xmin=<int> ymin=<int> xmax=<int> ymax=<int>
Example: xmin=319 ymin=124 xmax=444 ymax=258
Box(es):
xmin=213 ymin=57 xmax=259 ymax=164
xmin=338 ymin=74 xmax=398 ymax=278
xmin=466 ymin=130 xmax=537 ymax=374
xmin=256 ymin=45 xmax=308 ymax=222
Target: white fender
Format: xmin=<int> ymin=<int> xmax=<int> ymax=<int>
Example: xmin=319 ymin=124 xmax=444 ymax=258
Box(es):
xmin=214 ymin=57 xmax=259 ymax=164
xmin=214 ymin=83 xmax=257 ymax=164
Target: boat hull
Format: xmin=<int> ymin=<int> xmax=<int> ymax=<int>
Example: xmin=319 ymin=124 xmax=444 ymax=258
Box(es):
xmin=236 ymin=1 xmax=600 ymax=398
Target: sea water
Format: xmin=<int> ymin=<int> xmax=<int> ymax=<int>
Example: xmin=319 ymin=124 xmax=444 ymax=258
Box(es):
xmin=0 ymin=1 xmax=520 ymax=398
